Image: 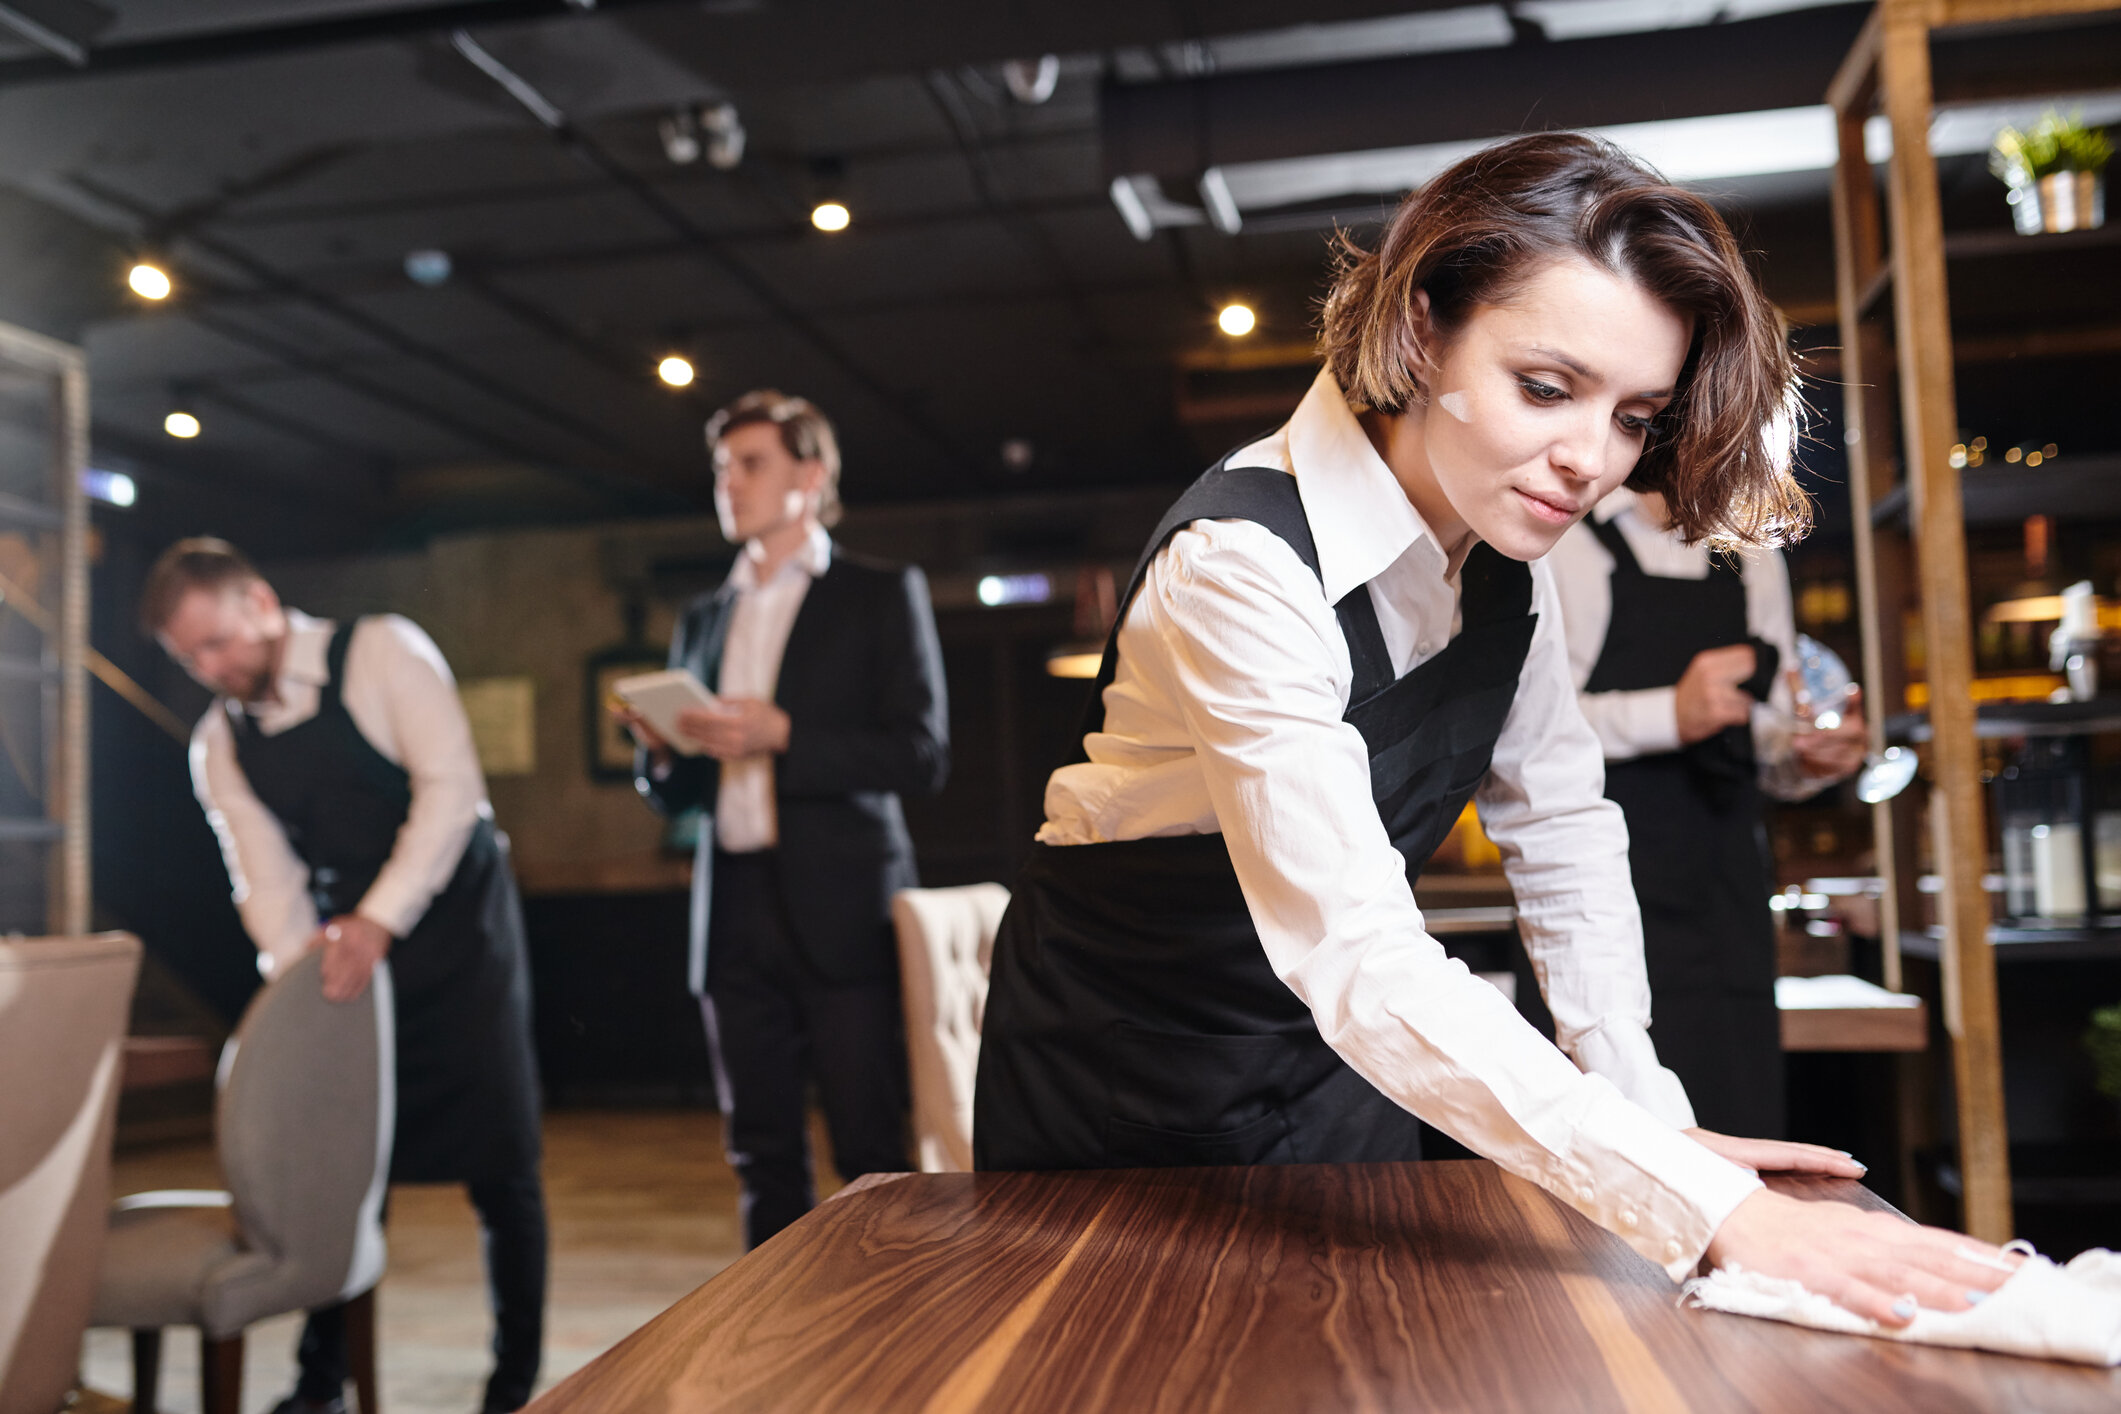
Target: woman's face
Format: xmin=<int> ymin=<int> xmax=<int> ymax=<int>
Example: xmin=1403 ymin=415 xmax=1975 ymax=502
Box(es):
xmin=1379 ymin=256 xmax=1692 ymax=562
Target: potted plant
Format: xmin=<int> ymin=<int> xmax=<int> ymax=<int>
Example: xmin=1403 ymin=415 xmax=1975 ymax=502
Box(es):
xmin=1991 ymin=110 xmax=2112 ymax=234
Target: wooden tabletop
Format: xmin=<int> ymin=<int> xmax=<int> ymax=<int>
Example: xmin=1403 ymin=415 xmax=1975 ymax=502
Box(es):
xmin=529 ymin=1162 xmax=2120 ymax=1413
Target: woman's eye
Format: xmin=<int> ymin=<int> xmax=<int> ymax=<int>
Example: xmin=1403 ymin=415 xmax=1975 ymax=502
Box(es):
xmin=1515 ymin=376 xmax=1564 ymax=403
xmin=1617 ymin=413 xmax=1659 ymax=439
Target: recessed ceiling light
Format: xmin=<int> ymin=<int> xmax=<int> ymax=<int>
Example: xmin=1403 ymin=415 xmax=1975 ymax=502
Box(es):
xmin=1218 ymin=302 xmax=1257 ymax=337
xmin=810 ymin=201 xmax=850 ymax=233
xmin=164 ymin=411 xmax=201 ymax=439
xmin=128 ymin=262 xmax=172 ymax=300
xmin=657 ymin=355 xmax=696 ymax=388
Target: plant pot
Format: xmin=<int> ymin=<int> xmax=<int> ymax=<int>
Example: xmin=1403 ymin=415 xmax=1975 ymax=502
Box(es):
xmin=2008 ymin=170 xmax=2107 ymax=233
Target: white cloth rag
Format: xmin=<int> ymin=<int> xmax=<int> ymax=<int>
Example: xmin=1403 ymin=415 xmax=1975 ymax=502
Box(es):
xmin=1681 ymin=1243 xmax=2121 ymax=1366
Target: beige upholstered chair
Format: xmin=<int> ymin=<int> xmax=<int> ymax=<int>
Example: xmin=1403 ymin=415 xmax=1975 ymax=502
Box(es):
xmin=0 ymin=933 xmax=142 ymax=1414
xmin=891 ymin=883 xmax=1009 ymax=1173
xmin=93 ymin=949 xmax=395 ymax=1414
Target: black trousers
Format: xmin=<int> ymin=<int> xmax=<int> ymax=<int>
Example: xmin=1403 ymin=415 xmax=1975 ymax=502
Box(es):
xmin=296 ymin=1170 xmax=547 ymax=1412
xmin=703 ymin=849 xmax=909 ymax=1249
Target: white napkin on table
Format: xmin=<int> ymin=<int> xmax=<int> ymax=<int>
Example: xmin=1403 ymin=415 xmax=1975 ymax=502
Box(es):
xmin=1681 ymin=1243 xmax=2121 ymax=1366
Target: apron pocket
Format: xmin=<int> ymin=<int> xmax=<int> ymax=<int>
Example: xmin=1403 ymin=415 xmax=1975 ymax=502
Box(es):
xmin=1102 ymin=1022 xmax=1299 ymax=1159
xmin=1104 ymin=1110 xmax=1292 ymax=1167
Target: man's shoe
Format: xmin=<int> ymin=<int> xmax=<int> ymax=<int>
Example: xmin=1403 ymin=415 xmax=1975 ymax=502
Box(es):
xmin=264 ymin=1396 xmax=348 ymax=1414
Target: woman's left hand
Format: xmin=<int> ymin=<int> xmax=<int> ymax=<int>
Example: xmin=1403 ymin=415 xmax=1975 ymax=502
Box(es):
xmin=1685 ymin=1127 xmax=1868 ymax=1178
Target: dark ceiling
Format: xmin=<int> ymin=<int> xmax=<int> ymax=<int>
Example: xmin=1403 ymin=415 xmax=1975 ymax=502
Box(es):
xmin=0 ymin=0 xmax=2107 ymax=553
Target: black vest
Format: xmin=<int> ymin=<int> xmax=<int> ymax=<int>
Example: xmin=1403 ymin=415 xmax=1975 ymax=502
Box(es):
xmin=974 ymin=458 xmax=1536 ymax=1170
xmin=231 ymin=620 xmax=541 ymax=1182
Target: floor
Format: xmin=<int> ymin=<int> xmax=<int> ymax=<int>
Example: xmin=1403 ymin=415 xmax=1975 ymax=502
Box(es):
xmin=80 ymin=1109 xmax=844 ymax=1414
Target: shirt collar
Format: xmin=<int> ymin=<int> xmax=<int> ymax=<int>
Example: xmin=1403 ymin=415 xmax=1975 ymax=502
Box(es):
xmin=276 ymin=609 xmax=334 ymax=687
xmin=731 ymin=522 xmax=832 ymax=593
xmin=1283 ymin=367 xmax=1442 ymax=604
xmin=1592 ymin=485 xmax=1643 ymax=526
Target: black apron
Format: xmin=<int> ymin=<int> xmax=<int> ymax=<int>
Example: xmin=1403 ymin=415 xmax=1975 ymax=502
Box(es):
xmin=1581 ymin=516 xmax=1784 ymax=1138
xmin=232 ymin=620 xmax=542 ymax=1183
xmin=974 ymin=458 xmax=1536 ymax=1170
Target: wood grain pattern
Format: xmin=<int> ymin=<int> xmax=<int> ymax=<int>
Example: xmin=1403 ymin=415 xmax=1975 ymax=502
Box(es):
xmin=527 ymin=1162 xmax=2121 ymax=1413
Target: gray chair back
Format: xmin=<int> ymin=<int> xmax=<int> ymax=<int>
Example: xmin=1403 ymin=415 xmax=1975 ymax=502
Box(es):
xmin=201 ymin=951 xmax=394 ymax=1335
xmin=0 ymin=933 xmax=141 ymax=1414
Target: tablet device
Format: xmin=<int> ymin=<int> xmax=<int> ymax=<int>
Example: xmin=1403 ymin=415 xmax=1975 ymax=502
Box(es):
xmin=612 ymin=669 xmax=719 ymax=756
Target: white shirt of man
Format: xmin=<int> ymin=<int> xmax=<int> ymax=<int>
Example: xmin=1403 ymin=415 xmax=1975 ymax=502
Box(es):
xmin=1039 ymin=367 xmax=1762 ymax=1281
xmin=713 ymin=524 xmax=832 ymax=853
xmin=1547 ymin=488 xmax=1842 ymax=801
xmin=191 ymin=611 xmax=490 ymax=975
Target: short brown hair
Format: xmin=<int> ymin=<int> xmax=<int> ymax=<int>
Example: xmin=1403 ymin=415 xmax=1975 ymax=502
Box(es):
xmin=705 ymin=389 xmax=843 ymax=528
xmin=139 ymin=537 xmax=260 ymax=636
xmin=1317 ymin=132 xmax=1806 ymax=547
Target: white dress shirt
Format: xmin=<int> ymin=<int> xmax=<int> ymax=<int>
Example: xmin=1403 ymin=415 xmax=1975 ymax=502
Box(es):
xmin=1548 ymin=489 xmax=1837 ymax=801
xmin=713 ymin=524 xmax=831 ymax=853
xmin=1039 ymin=368 xmax=1761 ymax=1281
xmin=192 ymin=611 xmax=491 ymax=974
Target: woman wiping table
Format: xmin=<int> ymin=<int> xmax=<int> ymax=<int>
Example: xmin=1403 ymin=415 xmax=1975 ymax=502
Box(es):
xmin=974 ymin=132 xmax=2014 ymax=1326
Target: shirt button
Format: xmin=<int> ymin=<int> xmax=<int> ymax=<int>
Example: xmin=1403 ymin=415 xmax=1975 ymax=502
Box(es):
xmin=1666 ymin=1239 xmax=1685 ymax=1260
xmin=1619 ymin=1209 xmax=1639 ymax=1228
xmin=1418 ymin=641 xmax=1436 ymax=656
xmin=1578 ymin=1186 xmax=1596 ymax=1205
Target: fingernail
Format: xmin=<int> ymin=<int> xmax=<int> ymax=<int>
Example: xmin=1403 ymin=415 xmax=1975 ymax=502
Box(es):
xmin=1891 ymin=1296 xmax=1917 ymax=1321
xmin=1965 ymin=1290 xmax=1988 ymax=1306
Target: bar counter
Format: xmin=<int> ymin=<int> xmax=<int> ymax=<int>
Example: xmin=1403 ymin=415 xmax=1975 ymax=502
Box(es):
xmin=529 ymin=1161 xmax=2120 ymax=1412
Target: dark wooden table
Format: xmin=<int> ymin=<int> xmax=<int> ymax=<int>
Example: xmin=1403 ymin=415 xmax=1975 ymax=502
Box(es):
xmin=529 ymin=1162 xmax=2121 ymax=1412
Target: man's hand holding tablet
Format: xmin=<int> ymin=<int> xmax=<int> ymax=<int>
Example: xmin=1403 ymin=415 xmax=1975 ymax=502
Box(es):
xmin=612 ymin=669 xmax=790 ymax=762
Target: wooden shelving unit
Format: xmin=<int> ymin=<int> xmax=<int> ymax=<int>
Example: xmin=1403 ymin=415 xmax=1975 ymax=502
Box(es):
xmin=0 ymin=320 xmax=89 ymax=935
xmin=1828 ymin=0 xmax=2121 ymax=1243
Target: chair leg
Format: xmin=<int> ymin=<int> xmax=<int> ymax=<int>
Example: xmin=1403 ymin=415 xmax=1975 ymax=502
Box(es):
xmin=130 ymin=1329 xmax=162 ymax=1414
xmin=199 ymin=1329 xmax=244 ymax=1414
xmin=347 ymin=1288 xmax=380 ymax=1414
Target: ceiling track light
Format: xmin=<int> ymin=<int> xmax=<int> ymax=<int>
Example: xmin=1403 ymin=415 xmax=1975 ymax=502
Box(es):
xmin=657 ymin=354 xmax=696 ymax=388
xmin=164 ymin=409 xmax=200 ymax=439
xmin=1002 ymin=55 xmax=1060 ymax=105
xmin=809 ymin=156 xmax=851 ymax=233
xmin=701 ymin=101 xmax=745 ymax=170
xmin=128 ymin=259 xmax=172 ymax=301
xmin=1218 ymin=302 xmax=1257 ymax=337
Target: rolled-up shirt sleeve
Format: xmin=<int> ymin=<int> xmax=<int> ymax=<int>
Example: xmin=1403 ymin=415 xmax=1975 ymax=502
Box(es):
xmin=191 ymin=710 xmax=318 ymax=972
xmin=1126 ymin=521 xmax=1758 ymax=1281
xmin=1478 ymin=562 xmax=1698 ymax=1130
xmin=348 ymin=616 xmax=487 ymax=939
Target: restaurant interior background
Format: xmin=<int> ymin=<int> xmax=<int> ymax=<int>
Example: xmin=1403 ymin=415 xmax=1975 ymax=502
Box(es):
xmin=2 ymin=0 xmax=2119 ymax=1406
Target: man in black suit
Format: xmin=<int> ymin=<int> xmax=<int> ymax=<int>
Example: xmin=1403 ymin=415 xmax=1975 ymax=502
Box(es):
xmin=621 ymin=389 xmax=948 ymax=1246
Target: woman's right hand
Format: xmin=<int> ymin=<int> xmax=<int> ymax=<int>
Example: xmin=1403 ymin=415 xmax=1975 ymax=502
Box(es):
xmin=1705 ymin=1188 xmax=2019 ymax=1325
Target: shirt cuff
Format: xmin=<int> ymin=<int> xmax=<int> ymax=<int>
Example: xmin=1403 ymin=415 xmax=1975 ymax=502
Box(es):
xmin=1557 ymin=1076 xmax=1764 ymax=1282
xmin=1582 ymin=687 xmax=1683 ymax=761
xmin=1570 ymin=1019 xmax=1698 ymax=1129
xmin=353 ymin=887 xmax=419 ymax=941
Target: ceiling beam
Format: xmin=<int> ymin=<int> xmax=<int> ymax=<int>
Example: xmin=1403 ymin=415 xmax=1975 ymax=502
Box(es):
xmin=1101 ymin=6 xmax=1876 ymax=181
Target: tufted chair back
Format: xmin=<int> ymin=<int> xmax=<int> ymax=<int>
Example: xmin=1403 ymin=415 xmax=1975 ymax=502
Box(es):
xmin=891 ymin=884 xmax=1009 ymax=1172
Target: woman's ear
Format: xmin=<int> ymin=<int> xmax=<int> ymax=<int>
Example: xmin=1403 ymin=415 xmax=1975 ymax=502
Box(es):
xmin=1397 ymin=287 xmax=1439 ymax=401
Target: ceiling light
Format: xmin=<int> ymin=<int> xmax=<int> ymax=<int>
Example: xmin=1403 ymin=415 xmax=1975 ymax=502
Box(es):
xmin=1218 ymin=303 xmax=1257 ymax=337
xmin=164 ymin=411 xmax=200 ymax=439
xmin=82 ymin=468 xmax=136 ymax=507
xmin=811 ymin=200 xmax=850 ymax=233
xmin=657 ymin=355 xmax=696 ymax=388
xmin=404 ymin=249 xmax=453 ymax=286
xmin=128 ymin=262 xmax=172 ymax=300
xmin=977 ymin=573 xmax=1052 ymax=608
xmin=1045 ymin=645 xmax=1103 ymax=679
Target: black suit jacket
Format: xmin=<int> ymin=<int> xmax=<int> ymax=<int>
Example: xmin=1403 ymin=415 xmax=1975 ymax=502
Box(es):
xmin=637 ymin=545 xmax=950 ymax=991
